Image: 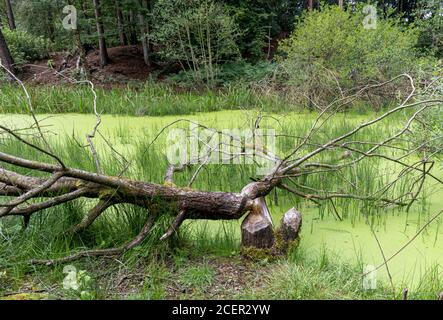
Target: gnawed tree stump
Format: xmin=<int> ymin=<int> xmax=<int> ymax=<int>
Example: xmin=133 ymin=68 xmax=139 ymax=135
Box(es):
xmin=277 ymin=207 xmax=302 ymax=254
xmin=241 ymin=198 xmax=303 ymax=258
xmin=280 ymin=208 xmax=302 ymax=243
xmin=241 ymin=197 xmax=274 ymax=249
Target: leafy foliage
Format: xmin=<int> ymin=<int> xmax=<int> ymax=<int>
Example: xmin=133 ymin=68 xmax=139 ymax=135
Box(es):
xmin=166 ymin=60 xmax=277 ymax=87
xmin=414 ymin=0 xmax=443 ymax=58
xmin=223 ymin=0 xmax=300 ymax=59
xmin=2 ymin=28 xmax=53 ymax=63
xmin=150 ymin=0 xmax=240 ymax=86
xmin=278 ymin=5 xmax=423 ymax=107
xmin=14 ymin=0 xmax=66 ymax=42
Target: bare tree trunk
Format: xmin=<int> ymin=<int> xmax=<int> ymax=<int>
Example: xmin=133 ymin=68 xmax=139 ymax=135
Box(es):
xmin=338 ymin=0 xmax=344 ymax=9
xmin=398 ymin=0 xmax=403 ymax=13
xmin=128 ymin=10 xmax=138 ymax=45
xmin=116 ymin=0 xmax=128 ymax=46
xmin=92 ymin=0 xmax=110 ymax=68
xmin=138 ymin=0 xmax=150 ymax=66
xmin=74 ymin=28 xmax=90 ymax=76
xmin=66 ymin=0 xmax=89 ymax=75
xmin=4 ymin=0 xmax=16 ymax=30
xmin=307 ymin=0 xmax=314 ymax=11
xmin=0 ymin=26 xmax=15 ymax=75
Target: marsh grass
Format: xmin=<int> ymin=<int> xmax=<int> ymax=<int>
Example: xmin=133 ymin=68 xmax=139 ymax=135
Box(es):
xmin=250 ymin=249 xmax=391 ymax=300
xmin=0 ymin=109 xmax=428 ymax=257
xmin=0 ymin=83 xmax=295 ymax=116
xmin=0 ymin=88 xmax=440 ymax=299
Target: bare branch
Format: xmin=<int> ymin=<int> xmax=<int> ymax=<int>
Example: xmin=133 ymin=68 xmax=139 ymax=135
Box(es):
xmin=31 ymin=213 xmax=158 ymax=266
xmin=160 ymin=210 xmax=186 ymax=241
xmin=68 ymin=198 xmax=117 ymax=234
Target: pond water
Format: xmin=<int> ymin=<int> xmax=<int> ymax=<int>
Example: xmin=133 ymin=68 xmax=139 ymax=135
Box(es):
xmin=2 ymin=112 xmax=442 ymax=289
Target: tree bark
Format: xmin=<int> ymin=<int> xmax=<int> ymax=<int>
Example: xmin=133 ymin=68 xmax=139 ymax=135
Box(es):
xmin=138 ymin=0 xmax=150 ymax=66
xmin=241 ymin=197 xmax=274 ymax=249
xmin=92 ymin=0 xmax=110 ymax=68
xmin=338 ymin=0 xmax=344 ymax=9
xmin=4 ymin=0 xmax=16 ymax=30
xmin=128 ymin=10 xmax=138 ymax=45
xmin=116 ymin=0 xmax=128 ymax=46
xmin=0 ymin=166 xmax=254 ymax=221
xmin=398 ymin=0 xmax=403 ymax=13
xmin=280 ymin=208 xmax=302 ymax=243
xmin=0 ymin=26 xmax=15 ymax=75
xmin=307 ymin=0 xmax=314 ymax=11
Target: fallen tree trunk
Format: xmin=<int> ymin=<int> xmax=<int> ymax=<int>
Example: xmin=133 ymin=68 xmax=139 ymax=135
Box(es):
xmin=0 ymin=166 xmax=254 ymax=221
xmin=0 ymin=73 xmax=441 ymax=265
xmin=0 ymin=152 xmax=294 ymax=264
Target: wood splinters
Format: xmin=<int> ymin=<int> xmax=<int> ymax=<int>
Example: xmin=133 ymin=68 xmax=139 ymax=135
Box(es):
xmin=160 ymin=210 xmax=186 ymax=241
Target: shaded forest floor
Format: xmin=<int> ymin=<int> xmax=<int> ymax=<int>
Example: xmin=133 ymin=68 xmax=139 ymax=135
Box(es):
xmin=21 ymin=45 xmax=160 ymax=87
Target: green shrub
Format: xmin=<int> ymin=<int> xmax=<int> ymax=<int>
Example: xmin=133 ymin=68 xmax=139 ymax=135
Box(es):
xmin=412 ymin=62 xmax=443 ymax=154
xmin=167 ymin=61 xmax=277 ymax=87
xmin=414 ymin=0 xmax=443 ymax=58
xmin=2 ymin=29 xmax=53 ymax=64
xmin=224 ymin=0 xmax=299 ymax=60
xmin=150 ymin=0 xmax=240 ymax=87
xmin=278 ymin=5 xmax=422 ymax=108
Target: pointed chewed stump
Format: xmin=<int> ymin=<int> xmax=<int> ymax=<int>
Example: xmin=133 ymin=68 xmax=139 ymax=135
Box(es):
xmin=241 ymin=202 xmax=303 ymax=259
xmin=276 ymin=207 xmax=302 ymax=254
xmin=280 ymin=207 xmax=302 ymax=243
xmin=241 ymin=197 xmax=274 ymax=249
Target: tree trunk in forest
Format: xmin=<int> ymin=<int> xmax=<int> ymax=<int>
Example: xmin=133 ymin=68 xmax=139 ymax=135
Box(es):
xmin=74 ymin=28 xmax=90 ymax=76
xmin=0 ymin=26 xmax=15 ymax=75
xmin=92 ymin=0 xmax=110 ymax=68
xmin=398 ymin=0 xmax=403 ymax=13
xmin=138 ymin=0 xmax=150 ymax=66
xmin=307 ymin=0 xmax=314 ymax=11
xmin=66 ymin=0 xmax=89 ymax=75
xmin=338 ymin=0 xmax=344 ymax=9
xmin=116 ymin=0 xmax=128 ymax=46
xmin=4 ymin=0 xmax=16 ymax=30
xmin=47 ymin=8 xmax=55 ymax=41
xmin=128 ymin=10 xmax=138 ymax=45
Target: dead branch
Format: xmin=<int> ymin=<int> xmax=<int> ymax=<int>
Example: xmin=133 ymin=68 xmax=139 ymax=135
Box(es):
xmin=31 ymin=213 xmax=158 ymax=266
